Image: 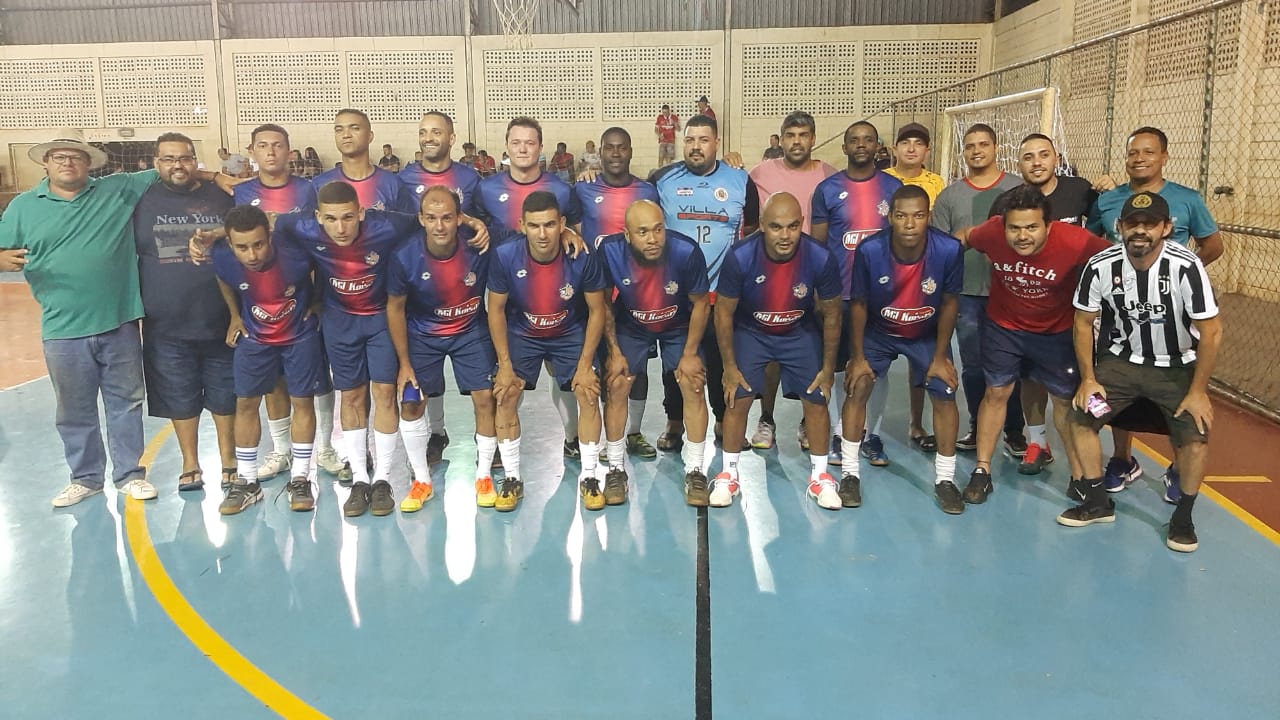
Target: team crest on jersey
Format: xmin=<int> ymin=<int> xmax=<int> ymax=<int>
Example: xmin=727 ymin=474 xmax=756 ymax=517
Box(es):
xmin=332 ymin=275 xmax=376 ymax=295
xmin=755 ymin=275 xmax=766 ymax=284
xmin=877 ymin=200 xmax=890 ymax=217
xmin=364 ymin=251 xmax=380 ymax=266
xmin=633 ymin=306 xmax=678 ymax=324
xmin=838 ymin=191 xmax=849 ymax=200
xmin=499 ymin=192 xmax=510 ymax=203
xmin=664 ymin=281 xmax=679 ymax=295
xmin=238 ymin=282 xmax=249 ymax=291
xmin=559 ymin=283 xmax=575 ymax=301
xmin=793 ymin=282 xmax=809 ymax=299
xmin=714 ymin=188 xmax=729 ymax=202
xmin=882 ymin=306 xmax=935 ymax=324
xmin=421 ymin=271 xmax=432 ymax=281
xmin=516 ymin=269 xmax=527 ymax=278
xmin=435 ymin=296 xmax=481 ymax=319
xmin=251 ymin=299 xmax=296 ymax=323
xmin=284 ymin=285 xmax=296 ymax=298
xmin=594 ymin=196 xmax=605 ymax=204
xmin=921 ymin=277 xmax=937 ymax=294
xmin=754 ymin=310 xmax=804 ymax=327
xmin=370 ymin=201 xmax=386 ymax=211
xmin=524 ymin=310 xmax=568 ymax=329
xmin=1158 ymin=274 xmax=1171 ymax=295
xmin=676 ymin=188 xmax=694 ymax=197
xmin=463 ymin=272 xmax=477 ymax=287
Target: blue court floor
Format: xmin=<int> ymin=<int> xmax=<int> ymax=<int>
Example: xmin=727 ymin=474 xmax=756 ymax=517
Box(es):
xmin=1 ymin=363 xmax=1278 ymax=719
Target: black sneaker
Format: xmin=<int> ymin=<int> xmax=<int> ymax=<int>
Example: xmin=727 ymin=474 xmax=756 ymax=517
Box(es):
xmin=956 ymin=430 xmax=978 ymax=452
xmin=838 ymin=473 xmax=862 ymax=508
xmin=1166 ymin=521 xmax=1199 ymax=553
xmin=286 ymin=476 xmax=316 ymax=512
xmin=369 ymin=479 xmax=395 ymax=516
xmin=963 ymin=468 xmax=993 ymax=504
xmin=684 ymin=469 xmax=710 ymax=507
xmin=935 ymin=480 xmax=965 ymax=515
xmin=219 ymin=480 xmax=262 ymax=516
xmin=495 ymin=477 xmax=524 ymax=512
xmin=1066 ymin=478 xmax=1088 ymax=502
xmin=427 ymin=431 xmax=450 ymax=465
xmin=603 ymin=467 xmax=628 ymax=506
xmin=1003 ymin=433 xmax=1028 ymax=459
xmin=563 ymin=437 xmax=581 ymax=459
xmin=1056 ymin=498 xmax=1116 ymax=527
xmin=344 ymin=481 xmax=371 ymax=517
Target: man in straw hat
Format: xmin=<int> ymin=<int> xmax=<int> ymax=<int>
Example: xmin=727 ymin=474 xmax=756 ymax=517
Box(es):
xmin=0 ymin=129 xmax=234 ymax=507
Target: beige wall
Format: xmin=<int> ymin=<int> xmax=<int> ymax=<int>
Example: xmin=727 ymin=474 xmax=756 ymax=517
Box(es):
xmin=993 ymin=0 xmax=1074 ymax=68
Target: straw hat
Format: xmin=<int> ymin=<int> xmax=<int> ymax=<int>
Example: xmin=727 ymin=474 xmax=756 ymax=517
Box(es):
xmin=28 ymin=128 xmax=108 ymax=170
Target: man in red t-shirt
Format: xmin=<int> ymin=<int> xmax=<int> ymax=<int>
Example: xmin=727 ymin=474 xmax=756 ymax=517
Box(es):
xmin=959 ymin=185 xmax=1110 ymax=504
xmin=655 ymin=104 xmax=679 ymax=167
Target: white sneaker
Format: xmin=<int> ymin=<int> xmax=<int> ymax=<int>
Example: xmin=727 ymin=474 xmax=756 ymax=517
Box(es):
xmin=257 ymin=450 xmax=291 ymax=479
xmin=708 ymin=472 xmax=740 ymax=507
xmin=315 ymin=446 xmax=345 ymax=475
xmin=749 ymin=419 xmax=776 ymax=449
xmin=807 ymin=473 xmax=840 ymax=510
xmin=51 ymin=483 xmax=103 ymax=508
xmin=120 ymin=477 xmax=158 ymax=500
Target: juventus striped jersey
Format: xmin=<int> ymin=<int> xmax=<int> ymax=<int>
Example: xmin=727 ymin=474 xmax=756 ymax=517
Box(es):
xmin=1073 ymin=242 xmax=1218 ymax=367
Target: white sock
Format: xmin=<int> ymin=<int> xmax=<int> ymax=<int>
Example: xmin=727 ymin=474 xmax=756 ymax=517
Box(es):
xmin=551 ymin=386 xmax=578 ymax=438
xmin=499 ymin=437 xmax=522 ymax=479
xmin=721 ymin=451 xmax=739 ymax=480
xmin=373 ymin=431 xmax=398 ymax=482
xmin=810 ymin=454 xmax=828 ymax=481
xmin=401 ymin=416 xmax=431 ymax=484
xmin=627 ymin=399 xmax=646 ymax=435
xmin=607 ymin=439 xmax=625 ymax=469
xmin=427 ymin=395 xmax=446 ymax=435
xmin=867 ymin=376 xmax=889 ymax=436
xmin=291 ymin=442 xmax=313 ymax=478
xmin=828 ymin=373 xmax=846 ymax=437
xmin=1027 ymin=424 xmax=1047 ymax=446
xmin=580 ymin=441 xmax=600 ymax=477
xmin=236 ymin=446 xmax=258 ymax=483
xmin=345 ymin=427 xmax=370 ymax=485
xmin=475 ymin=434 xmax=498 ymax=480
xmin=841 ymin=437 xmax=862 ymax=476
xmin=684 ymin=440 xmax=706 ymax=474
xmin=315 ymin=392 xmax=335 ymax=451
xmin=268 ymin=417 xmax=292 ymax=455
xmin=935 ymin=453 xmax=956 ymax=485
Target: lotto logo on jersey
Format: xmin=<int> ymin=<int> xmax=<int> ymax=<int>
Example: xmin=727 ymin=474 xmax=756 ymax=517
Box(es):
xmin=524 ymin=310 xmax=569 ymax=328
xmin=434 ymin=296 xmax=482 ymax=319
xmin=331 ymin=275 xmax=376 ymax=295
xmin=881 ymin=306 xmax=935 ymax=324
xmin=843 ymin=229 xmax=878 ymax=250
xmin=631 ymin=306 xmax=678 ymax=324
xmin=753 ymin=310 xmax=805 ymax=327
xmin=251 ymin=300 xmax=297 ymax=323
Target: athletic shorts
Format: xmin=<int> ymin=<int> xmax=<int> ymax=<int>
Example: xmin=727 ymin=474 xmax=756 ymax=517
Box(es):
xmin=616 ymin=326 xmax=696 ymax=375
xmin=142 ymin=333 xmax=235 ymax=418
xmin=506 ymin=328 xmax=597 ymax=391
xmin=862 ymin=330 xmax=956 ymax=400
xmin=409 ymin=326 xmax=496 ymax=397
xmin=1074 ymin=353 xmax=1207 ymax=447
xmin=981 ymin=319 xmax=1079 ymax=399
xmin=733 ymin=327 xmax=824 ymax=405
xmin=234 ymin=332 xmax=331 ymax=398
xmin=322 ymin=311 xmax=397 ymax=390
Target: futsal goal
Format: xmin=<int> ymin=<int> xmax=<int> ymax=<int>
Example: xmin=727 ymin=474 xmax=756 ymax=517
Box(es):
xmin=938 ymin=86 xmax=1071 ymax=184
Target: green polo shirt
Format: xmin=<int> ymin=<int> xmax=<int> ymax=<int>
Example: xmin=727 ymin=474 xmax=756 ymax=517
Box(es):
xmin=0 ymin=170 xmax=157 ymax=340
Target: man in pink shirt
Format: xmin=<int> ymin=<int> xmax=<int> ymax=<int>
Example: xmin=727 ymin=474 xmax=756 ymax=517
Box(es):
xmin=655 ymin=104 xmax=680 ymax=167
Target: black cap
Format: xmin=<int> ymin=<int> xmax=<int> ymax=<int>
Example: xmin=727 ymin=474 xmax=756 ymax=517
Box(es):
xmin=1119 ymin=191 xmax=1170 ymax=222
xmin=697 ymin=95 xmax=709 ymax=104
xmin=895 ymin=122 xmax=930 ymax=145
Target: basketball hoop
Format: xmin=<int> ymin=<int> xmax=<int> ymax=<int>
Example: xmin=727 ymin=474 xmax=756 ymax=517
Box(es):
xmin=494 ymin=0 xmax=539 ymax=49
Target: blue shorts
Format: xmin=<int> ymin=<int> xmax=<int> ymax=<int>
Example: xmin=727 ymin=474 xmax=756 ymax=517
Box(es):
xmin=142 ymin=332 xmax=235 ymax=418
xmin=733 ymin=327 xmax=824 ymax=405
xmin=616 ymin=326 xmax=696 ymax=375
xmin=322 ymin=312 xmax=398 ymax=390
xmin=863 ymin=330 xmax=955 ymax=400
xmin=981 ymin=319 xmax=1079 ymax=399
xmin=506 ymin=329 xmax=596 ymax=391
xmin=234 ymin=332 xmax=332 ymax=398
xmin=409 ymin=326 xmax=496 ymax=396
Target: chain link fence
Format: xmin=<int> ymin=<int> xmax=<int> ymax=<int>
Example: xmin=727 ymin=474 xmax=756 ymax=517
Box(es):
xmin=872 ymin=0 xmax=1280 ymax=422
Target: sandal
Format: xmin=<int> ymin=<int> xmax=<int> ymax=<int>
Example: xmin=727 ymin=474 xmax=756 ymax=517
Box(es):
xmin=656 ymin=430 xmax=684 ymax=453
xmin=910 ymin=434 xmax=938 ymax=452
xmin=178 ymin=469 xmax=205 ymax=492
xmin=220 ymin=467 xmax=238 ymax=491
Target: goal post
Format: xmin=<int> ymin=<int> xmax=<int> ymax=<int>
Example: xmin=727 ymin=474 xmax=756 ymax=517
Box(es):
xmin=938 ymin=86 xmax=1068 ymax=183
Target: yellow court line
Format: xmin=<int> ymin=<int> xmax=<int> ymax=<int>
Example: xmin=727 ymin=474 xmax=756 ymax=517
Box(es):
xmin=1131 ymin=438 xmax=1280 ymax=548
xmin=125 ymin=426 xmax=330 ymax=719
xmin=1204 ymin=476 xmax=1271 ymax=483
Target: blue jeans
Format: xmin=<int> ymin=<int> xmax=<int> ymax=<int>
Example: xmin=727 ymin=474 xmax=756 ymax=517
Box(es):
xmin=957 ymin=295 xmax=1024 ymax=436
xmin=42 ymin=322 xmax=146 ymax=490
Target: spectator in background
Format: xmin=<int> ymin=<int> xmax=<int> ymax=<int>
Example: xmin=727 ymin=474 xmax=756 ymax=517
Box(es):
xmin=414 ymin=151 xmax=423 ymax=165
xmin=875 ymin=143 xmax=891 ymax=170
xmin=379 ymin=143 xmax=401 ymax=172
xmin=477 ymin=150 xmax=497 ymax=177
xmin=302 ymin=146 xmax=323 ymax=178
xmin=697 ymin=95 xmax=716 ymax=120
xmin=579 ymin=140 xmax=601 ymax=174
xmin=655 ymin=104 xmax=680 ymax=167
xmin=460 ymin=142 xmax=479 ymax=169
xmin=762 ymin=134 xmax=784 ymax=160
xmin=288 ymin=149 xmax=306 ymax=176
xmin=550 ymin=142 xmax=575 ymax=182
xmin=218 ymin=147 xmax=250 ymax=178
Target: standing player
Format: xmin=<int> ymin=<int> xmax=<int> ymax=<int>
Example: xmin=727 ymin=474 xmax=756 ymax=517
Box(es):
xmin=650 ymin=114 xmax=760 ymax=451
xmin=838 ymin=185 xmax=963 ymax=513
xmin=1061 ymin=192 xmax=1221 ymax=553
xmin=387 ymin=186 xmax=498 ymax=511
xmin=655 ymin=104 xmax=680 ymax=168
xmin=810 ymin=121 xmax=902 ymax=465
xmin=885 ymin=123 xmax=946 ymax=204
xmin=487 ymin=192 xmax=609 ymax=511
xmin=600 ymin=200 xmax=712 ymax=506
xmin=959 ymin=186 xmax=1109 ymax=503
xmin=315 ymin=109 xmax=416 ymax=213
xmin=212 ymin=206 xmax=328 ymax=514
xmin=712 ymin=193 xmax=842 ymax=509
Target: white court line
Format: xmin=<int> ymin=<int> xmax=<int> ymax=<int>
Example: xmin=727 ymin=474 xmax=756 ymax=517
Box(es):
xmin=0 ymin=374 xmax=48 ymax=392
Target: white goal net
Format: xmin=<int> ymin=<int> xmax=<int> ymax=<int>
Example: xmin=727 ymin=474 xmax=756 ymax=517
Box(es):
xmin=939 ymin=87 xmax=1071 ymax=184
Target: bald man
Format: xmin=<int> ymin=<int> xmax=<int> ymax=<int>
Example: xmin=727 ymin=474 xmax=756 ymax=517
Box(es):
xmin=599 ymin=200 xmax=713 ymax=506
xmin=711 ymin=193 xmax=843 ymax=509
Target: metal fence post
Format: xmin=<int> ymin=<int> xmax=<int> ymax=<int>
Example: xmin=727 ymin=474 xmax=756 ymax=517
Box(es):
xmin=1199 ymin=8 xmax=1220 ymax=196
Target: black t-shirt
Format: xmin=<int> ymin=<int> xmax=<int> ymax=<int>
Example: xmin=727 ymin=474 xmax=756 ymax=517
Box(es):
xmin=990 ymin=175 xmax=1098 ymax=227
xmin=379 ymin=154 xmax=400 ymax=169
xmin=133 ymin=181 xmax=235 ymax=340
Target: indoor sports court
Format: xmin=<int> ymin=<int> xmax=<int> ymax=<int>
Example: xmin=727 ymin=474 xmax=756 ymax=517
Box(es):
xmin=2 ymin=0 xmax=1280 ymax=718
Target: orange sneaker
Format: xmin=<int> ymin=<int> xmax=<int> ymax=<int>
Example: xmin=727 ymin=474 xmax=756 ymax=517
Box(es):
xmin=399 ymin=480 xmax=434 ymax=513
xmin=475 ymin=476 xmax=498 ymax=508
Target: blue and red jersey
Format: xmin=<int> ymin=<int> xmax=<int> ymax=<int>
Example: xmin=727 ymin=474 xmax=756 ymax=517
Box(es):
xmin=211 ymin=238 xmax=318 ymax=346
xmin=717 ymin=233 xmax=841 ymax=336
xmin=850 ymin=228 xmax=963 ymax=340
xmin=598 ymin=230 xmax=709 ymax=335
xmin=475 ymin=171 xmax=582 ymax=246
xmin=313 ymin=166 xmax=416 ymax=213
xmin=811 ymin=170 xmax=903 ymax=300
xmin=574 ymin=176 xmax=661 ymax=247
xmin=387 ymin=230 xmax=488 ymax=337
xmin=232 ymin=176 xmax=316 ymax=215
xmin=398 ymin=161 xmax=482 ymax=217
xmin=488 ymin=240 xmax=605 ymax=339
xmin=274 ymin=210 xmax=419 ymax=316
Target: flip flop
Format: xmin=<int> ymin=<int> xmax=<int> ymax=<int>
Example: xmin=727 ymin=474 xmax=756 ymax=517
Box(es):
xmin=178 ymin=469 xmax=205 ymax=492
xmin=910 ymin=434 xmax=938 ymax=452
xmin=656 ymin=431 xmax=684 ymax=453
xmin=220 ymin=467 xmax=237 ymax=491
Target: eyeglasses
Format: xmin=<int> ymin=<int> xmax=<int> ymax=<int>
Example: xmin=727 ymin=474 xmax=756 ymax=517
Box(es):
xmin=48 ymin=153 xmax=89 ymax=165
xmin=156 ymin=155 xmax=196 ymax=166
